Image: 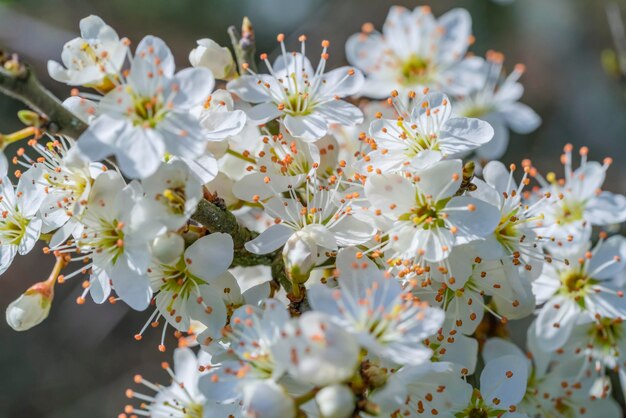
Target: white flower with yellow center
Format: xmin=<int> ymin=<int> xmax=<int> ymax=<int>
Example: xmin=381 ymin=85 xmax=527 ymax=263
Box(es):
xmin=123 ymin=347 xmax=241 ymax=418
xmin=75 ymin=35 xmax=216 ymax=178
xmin=227 ymin=35 xmax=364 ymax=141
xmin=138 ymin=233 xmax=231 ymax=351
xmin=470 ymin=161 xmax=551 ymax=278
xmin=309 ymin=247 xmax=444 ymax=366
xmin=346 ymin=6 xmax=482 ymax=98
xmin=47 ymin=15 xmax=128 ymax=89
xmin=531 ymin=145 xmax=626 ymax=256
xmin=141 ymin=159 xmax=203 ymax=231
xmin=532 ymin=235 xmax=626 ymax=352
xmin=232 ymin=130 xmax=321 ymax=202
xmin=365 ymin=159 xmax=500 ymax=263
xmin=244 ymin=180 xmax=374 ymax=270
xmin=198 ymin=299 xmax=291 ymax=405
xmin=65 ymin=170 xmax=158 ymax=310
xmin=455 ymin=51 xmax=541 ymax=160
xmin=14 ymin=137 xmax=101 ymax=248
xmin=0 ymin=167 xmax=46 ymax=276
xmin=360 ymin=91 xmax=493 ymax=173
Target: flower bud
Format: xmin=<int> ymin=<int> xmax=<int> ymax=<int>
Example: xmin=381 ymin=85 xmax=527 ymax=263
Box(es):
xmin=6 ymin=281 xmax=54 ymax=331
xmin=189 ymin=39 xmax=236 ymax=80
xmin=315 ymin=384 xmax=355 ymax=418
xmin=283 ymin=232 xmax=317 ymax=286
xmin=17 ymin=110 xmax=45 ymax=128
xmin=242 ymin=380 xmax=296 ymax=418
xmin=151 ymin=232 xmax=185 ymax=264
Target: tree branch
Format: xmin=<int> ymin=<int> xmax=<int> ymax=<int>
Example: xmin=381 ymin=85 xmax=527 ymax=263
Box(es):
xmin=0 ymin=51 xmax=88 ymax=138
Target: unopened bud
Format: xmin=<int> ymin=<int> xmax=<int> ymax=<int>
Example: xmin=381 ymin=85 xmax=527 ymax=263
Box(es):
xmin=242 ymin=380 xmax=296 ymax=418
xmin=6 ymin=281 xmax=54 ymax=331
xmin=17 ymin=110 xmax=45 ymax=128
xmin=189 ymin=39 xmax=236 ymax=80
xmin=315 ymin=384 xmax=355 ymax=418
xmin=283 ymin=231 xmax=318 ymax=286
xmin=151 ymin=232 xmax=184 ymax=264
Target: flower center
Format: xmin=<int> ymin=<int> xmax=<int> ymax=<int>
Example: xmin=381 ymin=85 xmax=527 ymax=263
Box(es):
xmin=89 ymin=219 xmax=126 ymax=264
xmin=556 ymin=200 xmax=584 ymax=224
xmin=559 ymin=269 xmax=595 ymax=301
xmin=405 ymin=132 xmax=437 ymax=157
xmin=0 ymin=210 xmax=30 ymax=246
xmin=467 ymin=407 xmax=489 ymax=418
xmin=270 ymin=146 xmax=310 ymax=176
xmin=588 ymin=317 xmax=622 ymax=352
xmin=130 ymin=93 xmax=166 ymax=128
xmin=462 ymin=105 xmax=491 ymax=119
xmin=182 ymin=403 xmax=204 ymax=418
xmin=158 ymin=258 xmax=207 ymax=300
xmin=400 ymin=54 xmax=431 ymax=85
xmin=159 ymin=186 xmax=187 ymax=215
xmin=400 ymin=198 xmax=446 ymax=230
xmin=495 ymin=211 xmax=521 ymax=249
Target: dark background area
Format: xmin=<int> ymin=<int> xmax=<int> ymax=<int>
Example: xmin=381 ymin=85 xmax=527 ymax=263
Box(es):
xmin=0 ymin=0 xmax=625 ymax=416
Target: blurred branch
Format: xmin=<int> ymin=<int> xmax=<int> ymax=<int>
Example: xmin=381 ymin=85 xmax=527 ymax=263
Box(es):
xmin=607 ymin=3 xmax=626 ymax=74
xmin=0 ymin=51 xmax=87 ymax=138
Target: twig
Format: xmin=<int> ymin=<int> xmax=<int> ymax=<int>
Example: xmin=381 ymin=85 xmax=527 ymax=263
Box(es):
xmin=0 ymin=52 xmax=87 ymax=138
xmin=607 ymin=3 xmax=626 ymax=75
xmin=227 ymin=17 xmax=257 ymax=75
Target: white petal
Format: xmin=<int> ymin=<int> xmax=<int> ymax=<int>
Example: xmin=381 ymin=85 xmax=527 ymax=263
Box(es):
xmin=500 ymin=102 xmax=541 ymax=134
xmin=186 ymin=283 xmax=227 ymax=338
xmin=586 ymin=235 xmax=626 ymax=279
xmin=202 ymin=109 xmax=247 ymax=139
xmin=76 ymin=115 xmax=127 ymax=160
xmin=246 ymin=102 xmax=283 ymax=124
xmin=331 ymin=216 xmax=375 ymax=247
xmin=445 ymin=196 xmax=500 ymax=239
xmin=317 ymin=66 xmax=365 ymax=97
xmin=114 ymin=127 xmax=165 ymax=178
xmin=480 ymin=354 xmax=529 ymax=409
xmin=170 ymin=67 xmax=215 ymax=108
xmin=244 ymin=224 xmax=293 ymax=254
xmin=284 ymin=113 xmax=328 ymax=141
xmin=438 ymin=117 xmax=494 ymax=156
xmin=474 ymin=114 xmax=509 ymax=161
xmin=436 ymin=8 xmax=472 ymax=64
xmin=416 ymin=159 xmax=463 ymax=200
xmin=16 ymin=166 xmax=46 ymax=218
xmin=79 ymin=15 xmax=118 ymax=41
xmin=0 ymin=244 xmax=17 ymax=276
xmin=158 ymin=112 xmax=206 ymax=159
xmin=109 ymin=261 xmax=152 ymax=311
xmin=585 ymin=191 xmax=626 ymax=225
xmin=227 ymin=74 xmax=278 ymax=103
xmin=18 ymin=218 xmax=42 ymax=255
xmin=89 ymin=268 xmax=112 ymax=304
xmin=364 ymin=173 xmax=414 ymax=216
xmin=185 ymin=233 xmax=233 ymax=282
xmin=315 ymin=100 xmax=363 ymax=126
xmin=534 ymin=296 xmax=578 ymax=351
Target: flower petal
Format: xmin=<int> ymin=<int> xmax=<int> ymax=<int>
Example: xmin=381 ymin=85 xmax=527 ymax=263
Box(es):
xmin=185 ymin=233 xmax=234 ymax=282
xmin=244 ymin=224 xmax=293 ymax=254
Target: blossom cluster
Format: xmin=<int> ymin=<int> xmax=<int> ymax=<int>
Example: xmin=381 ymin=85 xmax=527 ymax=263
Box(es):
xmin=2 ymin=6 xmax=626 ymax=418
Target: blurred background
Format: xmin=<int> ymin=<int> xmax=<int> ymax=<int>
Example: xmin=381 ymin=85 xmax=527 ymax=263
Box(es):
xmin=0 ymin=0 xmax=625 ymax=416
